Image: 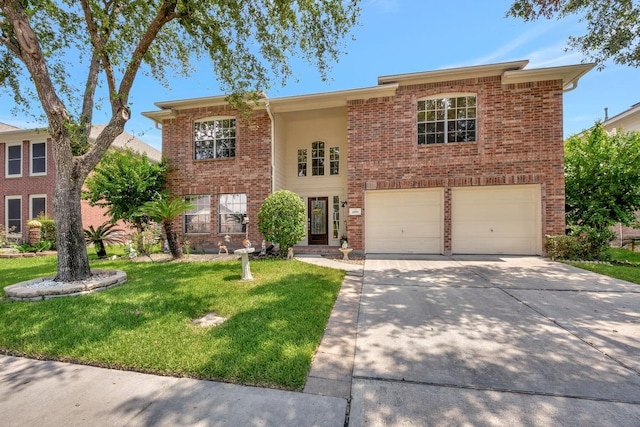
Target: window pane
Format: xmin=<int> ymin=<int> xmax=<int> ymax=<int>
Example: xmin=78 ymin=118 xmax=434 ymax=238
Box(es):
xmin=417 ymin=96 xmax=476 ymax=144
xmin=330 ymin=147 xmax=340 ymax=175
xmin=194 ymin=119 xmax=236 ymax=160
xmin=7 ymin=198 xmax=21 ymax=232
xmin=31 ymin=197 xmax=46 ymax=218
xmin=8 ymin=145 xmax=21 ymax=175
xmin=218 ymin=194 xmax=247 ymax=233
xmin=184 ymin=195 xmax=211 ymax=233
xmin=311 ymin=141 xmax=325 ymax=176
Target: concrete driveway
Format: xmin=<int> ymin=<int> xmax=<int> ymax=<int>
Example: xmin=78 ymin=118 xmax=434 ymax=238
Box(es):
xmin=350 ymin=256 xmax=640 ymax=426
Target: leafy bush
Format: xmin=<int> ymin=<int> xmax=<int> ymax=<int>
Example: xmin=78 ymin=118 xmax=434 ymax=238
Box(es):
xmin=13 ymin=241 xmax=52 ymax=253
xmin=545 ymin=226 xmax=615 ymax=261
xmin=257 ymin=190 xmax=306 ymax=257
xmin=129 ymin=223 xmax=162 ymax=255
xmin=37 ymin=215 xmax=56 ymax=249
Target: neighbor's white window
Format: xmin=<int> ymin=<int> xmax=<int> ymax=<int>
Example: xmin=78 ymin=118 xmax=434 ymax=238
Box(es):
xmin=194 ymin=118 xmax=236 ymax=160
xmin=417 ymin=95 xmax=477 ymax=144
xmin=218 ymin=193 xmax=247 ymax=234
xmin=30 ymin=142 xmax=47 ymax=175
xmin=6 ymin=143 xmax=22 ymax=177
xmin=30 ymin=195 xmax=46 ymax=219
xmin=329 ymin=147 xmax=340 ymax=175
xmin=297 ymin=149 xmax=307 ymax=177
xmin=184 ymin=195 xmax=211 ymax=233
xmin=5 ymin=196 xmax=22 ymax=234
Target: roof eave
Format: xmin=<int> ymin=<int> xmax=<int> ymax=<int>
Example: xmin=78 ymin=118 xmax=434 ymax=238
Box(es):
xmin=377 ymin=60 xmax=530 ymax=86
xmin=501 ymin=63 xmax=595 ymax=90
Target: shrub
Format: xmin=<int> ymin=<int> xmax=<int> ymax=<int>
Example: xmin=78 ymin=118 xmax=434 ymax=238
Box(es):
xmin=129 ymin=223 xmax=162 ymax=255
xmin=545 ymin=226 xmax=615 ymax=261
xmin=37 ymin=215 xmax=56 ymax=249
xmin=257 ymin=190 xmax=306 ymax=257
xmin=13 ymin=241 xmax=52 ymax=253
xmin=84 ymin=222 xmax=125 ymax=259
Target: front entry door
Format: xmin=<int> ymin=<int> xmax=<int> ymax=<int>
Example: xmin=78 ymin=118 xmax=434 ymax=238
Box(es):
xmin=308 ymin=197 xmax=328 ymax=245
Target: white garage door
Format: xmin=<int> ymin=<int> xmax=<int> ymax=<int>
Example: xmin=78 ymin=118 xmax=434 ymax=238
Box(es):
xmin=365 ymin=189 xmax=443 ymax=254
xmin=452 ymin=185 xmax=541 ymax=255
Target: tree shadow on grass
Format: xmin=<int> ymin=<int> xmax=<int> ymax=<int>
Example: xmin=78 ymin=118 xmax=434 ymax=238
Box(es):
xmin=0 ymin=259 xmax=343 ymax=390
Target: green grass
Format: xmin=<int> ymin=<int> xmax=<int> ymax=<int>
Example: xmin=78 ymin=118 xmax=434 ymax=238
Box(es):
xmin=569 ymin=247 xmax=640 ymax=285
xmin=0 ymin=255 xmax=344 ymax=390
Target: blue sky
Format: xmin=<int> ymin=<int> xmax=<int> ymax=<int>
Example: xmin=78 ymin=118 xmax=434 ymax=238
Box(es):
xmin=1 ymin=0 xmax=638 ymax=151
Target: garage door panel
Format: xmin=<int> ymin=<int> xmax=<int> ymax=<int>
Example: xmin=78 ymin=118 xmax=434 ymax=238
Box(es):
xmin=452 ymin=185 xmax=541 ymax=255
xmin=366 ymin=189 xmax=443 ymax=254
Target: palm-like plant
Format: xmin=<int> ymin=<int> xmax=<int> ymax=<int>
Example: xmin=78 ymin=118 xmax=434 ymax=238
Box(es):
xmin=138 ymin=198 xmax=194 ymax=259
xmin=84 ymin=222 xmax=125 ymax=259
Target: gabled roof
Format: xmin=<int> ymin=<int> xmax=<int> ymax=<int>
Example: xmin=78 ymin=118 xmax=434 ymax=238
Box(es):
xmin=0 ymin=122 xmax=20 ymax=132
xmin=142 ymin=59 xmax=595 ymax=124
xmin=603 ymin=102 xmax=640 ymax=132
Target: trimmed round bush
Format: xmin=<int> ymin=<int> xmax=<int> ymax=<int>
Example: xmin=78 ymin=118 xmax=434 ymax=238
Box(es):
xmin=258 ymin=190 xmax=306 ymax=257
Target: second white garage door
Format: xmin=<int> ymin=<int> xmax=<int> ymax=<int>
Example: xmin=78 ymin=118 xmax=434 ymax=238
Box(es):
xmin=452 ymin=184 xmax=541 ymax=255
xmin=365 ymin=189 xmax=443 ymax=254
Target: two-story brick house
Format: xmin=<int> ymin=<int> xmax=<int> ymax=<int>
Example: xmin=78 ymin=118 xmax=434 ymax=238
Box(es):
xmin=0 ymin=125 xmax=161 ymax=241
xmin=143 ymin=60 xmax=593 ymax=255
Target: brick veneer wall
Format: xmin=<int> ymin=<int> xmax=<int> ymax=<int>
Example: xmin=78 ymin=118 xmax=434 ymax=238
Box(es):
xmin=0 ymin=139 xmax=56 ymax=237
xmin=346 ymin=76 xmax=565 ymax=253
xmin=162 ymin=105 xmax=272 ymax=251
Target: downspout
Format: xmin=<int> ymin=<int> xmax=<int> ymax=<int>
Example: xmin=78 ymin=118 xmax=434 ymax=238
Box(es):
xmin=265 ymin=100 xmax=276 ymax=193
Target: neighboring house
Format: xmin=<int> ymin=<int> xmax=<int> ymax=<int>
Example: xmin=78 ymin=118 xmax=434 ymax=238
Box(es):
xmin=0 ymin=125 xmax=161 ymax=240
xmin=143 ymin=59 xmax=593 ymax=255
xmin=603 ymin=102 xmax=640 ymax=133
xmin=601 ymin=102 xmax=640 ymax=246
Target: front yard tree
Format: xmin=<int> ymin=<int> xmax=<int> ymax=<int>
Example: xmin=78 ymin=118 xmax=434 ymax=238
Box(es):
xmin=565 ymin=123 xmax=640 ymax=229
xmin=0 ymin=0 xmax=360 ymax=281
xmin=507 ymin=0 xmax=640 ymax=67
xmin=83 ymin=148 xmax=167 ymax=231
xmin=258 ymin=190 xmax=306 ymax=257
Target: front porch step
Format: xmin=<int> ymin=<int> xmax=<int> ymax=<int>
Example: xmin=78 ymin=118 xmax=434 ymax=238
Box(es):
xmin=293 ymin=245 xmax=342 ymax=255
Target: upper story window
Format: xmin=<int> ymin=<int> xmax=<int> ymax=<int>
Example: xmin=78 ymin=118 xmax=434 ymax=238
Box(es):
xmin=298 ymin=141 xmax=341 ymax=177
xmin=30 ymin=142 xmax=46 ymax=175
xmin=417 ymin=95 xmax=476 ymax=145
xmin=298 ymin=149 xmax=307 ymax=177
xmin=6 ymin=143 xmax=22 ymax=177
xmin=194 ymin=118 xmax=236 ymax=160
xmin=218 ymin=193 xmax=247 ymax=234
xmin=311 ymin=141 xmax=325 ymax=176
xmin=184 ymin=195 xmax=211 ymax=234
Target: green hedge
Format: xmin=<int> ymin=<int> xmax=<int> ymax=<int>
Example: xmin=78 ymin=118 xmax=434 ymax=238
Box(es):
xmin=38 ymin=217 xmax=56 ymax=249
xmin=545 ymin=226 xmax=614 ymax=261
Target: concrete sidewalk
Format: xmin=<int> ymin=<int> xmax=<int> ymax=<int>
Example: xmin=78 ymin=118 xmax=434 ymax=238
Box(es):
xmin=0 ymin=355 xmax=347 ymax=427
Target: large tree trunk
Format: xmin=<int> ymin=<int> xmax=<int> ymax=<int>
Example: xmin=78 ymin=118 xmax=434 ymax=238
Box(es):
xmin=54 ymin=165 xmax=91 ymax=282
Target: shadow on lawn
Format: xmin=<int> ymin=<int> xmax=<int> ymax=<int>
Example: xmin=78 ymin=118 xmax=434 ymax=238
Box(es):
xmin=0 ymin=259 xmax=342 ymax=390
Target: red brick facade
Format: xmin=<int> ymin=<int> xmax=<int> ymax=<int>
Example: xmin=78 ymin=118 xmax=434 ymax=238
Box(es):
xmin=150 ymin=62 xmax=590 ymax=254
xmin=161 ymin=105 xmax=272 ymax=251
xmin=346 ymin=77 xmax=565 ymax=252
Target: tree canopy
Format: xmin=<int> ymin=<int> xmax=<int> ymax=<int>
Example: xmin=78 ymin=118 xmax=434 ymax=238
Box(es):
xmin=565 ymin=123 xmax=640 ymax=229
xmin=0 ymin=0 xmax=360 ymax=281
xmin=83 ymin=148 xmax=167 ymax=229
xmin=507 ymin=0 xmax=640 ymax=67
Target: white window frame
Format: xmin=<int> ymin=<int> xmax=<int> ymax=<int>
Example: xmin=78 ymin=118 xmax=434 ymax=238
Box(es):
xmin=183 ymin=195 xmax=211 ymax=234
xmin=218 ymin=193 xmax=247 ymax=234
xmin=29 ymin=194 xmax=47 ymax=219
xmin=193 ymin=117 xmax=236 ymax=160
xmin=5 ymin=142 xmax=22 ymax=178
xmin=417 ymin=93 xmax=477 ymax=145
xmin=5 ymin=195 xmax=22 ymax=236
xmin=311 ymin=141 xmax=325 ymax=176
xmin=30 ymin=141 xmax=47 ymax=176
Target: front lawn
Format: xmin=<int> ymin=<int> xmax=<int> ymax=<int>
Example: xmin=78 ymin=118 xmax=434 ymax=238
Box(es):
xmin=569 ymin=247 xmax=640 ymax=285
xmin=0 ymin=255 xmax=344 ymax=390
